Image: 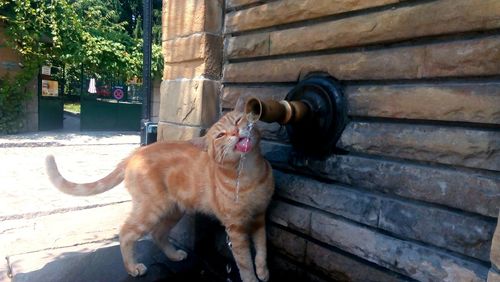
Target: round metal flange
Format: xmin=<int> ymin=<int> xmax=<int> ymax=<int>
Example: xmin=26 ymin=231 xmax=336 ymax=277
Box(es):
xmin=285 ymin=74 xmax=347 ymax=157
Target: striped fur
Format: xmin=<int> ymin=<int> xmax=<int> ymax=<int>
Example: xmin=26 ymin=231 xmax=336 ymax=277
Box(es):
xmin=46 ymin=111 xmax=274 ymax=282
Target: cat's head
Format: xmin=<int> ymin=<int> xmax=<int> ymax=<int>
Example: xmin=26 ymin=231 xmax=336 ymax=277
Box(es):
xmin=194 ymin=109 xmax=261 ymax=165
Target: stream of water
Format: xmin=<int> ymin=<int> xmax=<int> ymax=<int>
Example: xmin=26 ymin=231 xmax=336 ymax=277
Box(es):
xmin=234 ymin=115 xmax=255 ymax=202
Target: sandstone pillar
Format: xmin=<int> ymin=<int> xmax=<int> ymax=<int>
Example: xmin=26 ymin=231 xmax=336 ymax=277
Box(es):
xmin=159 ymin=0 xmax=223 ymax=250
xmin=159 ymin=0 xmax=223 ymax=141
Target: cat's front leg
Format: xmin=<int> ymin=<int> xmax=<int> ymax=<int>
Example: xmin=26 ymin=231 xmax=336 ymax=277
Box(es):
xmin=251 ymin=215 xmax=269 ymax=282
xmin=226 ymin=226 xmax=259 ymax=282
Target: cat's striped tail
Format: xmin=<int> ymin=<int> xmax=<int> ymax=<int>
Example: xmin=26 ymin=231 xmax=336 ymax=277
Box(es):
xmin=45 ymin=155 xmax=126 ymax=196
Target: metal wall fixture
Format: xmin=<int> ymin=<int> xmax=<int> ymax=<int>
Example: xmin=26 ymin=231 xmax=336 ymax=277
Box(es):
xmin=245 ymin=73 xmax=347 ymax=157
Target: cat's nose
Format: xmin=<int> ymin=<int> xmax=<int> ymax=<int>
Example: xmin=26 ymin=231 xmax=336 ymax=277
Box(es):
xmin=228 ymin=127 xmax=239 ymax=137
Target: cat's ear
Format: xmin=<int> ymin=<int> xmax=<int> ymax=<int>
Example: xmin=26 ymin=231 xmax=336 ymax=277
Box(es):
xmin=234 ymin=96 xmax=246 ymax=113
xmin=189 ymin=136 xmax=208 ymax=152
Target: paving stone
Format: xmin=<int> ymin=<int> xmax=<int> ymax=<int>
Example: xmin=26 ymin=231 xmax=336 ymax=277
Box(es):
xmin=0 ymin=202 xmax=131 ymax=259
xmin=0 ymin=138 xmax=137 ymax=219
xmin=9 ymin=239 xmax=196 ymax=282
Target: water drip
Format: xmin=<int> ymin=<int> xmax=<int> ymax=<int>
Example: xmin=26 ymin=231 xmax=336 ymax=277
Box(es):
xmin=235 ymin=118 xmax=255 ymax=202
xmin=226 ymin=233 xmax=232 ymax=249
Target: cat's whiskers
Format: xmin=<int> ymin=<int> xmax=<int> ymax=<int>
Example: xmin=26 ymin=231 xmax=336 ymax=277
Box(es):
xmin=220 ymin=138 xmax=233 ymax=164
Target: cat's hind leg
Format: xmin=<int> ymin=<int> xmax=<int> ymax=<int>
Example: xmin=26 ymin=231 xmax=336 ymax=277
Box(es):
xmin=119 ymin=203 xmax=164 ymax=277
xmin=151 ymin=206 xmax=188 ymax=261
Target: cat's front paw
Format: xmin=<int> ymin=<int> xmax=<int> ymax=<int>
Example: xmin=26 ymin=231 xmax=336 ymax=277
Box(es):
xmin=127 ymin=263 xmax=148 ymax=277
xmin=168 ymin=249 xmax=188 ymax=261
xmin=256 ymin=265 xmax=269 ymax=282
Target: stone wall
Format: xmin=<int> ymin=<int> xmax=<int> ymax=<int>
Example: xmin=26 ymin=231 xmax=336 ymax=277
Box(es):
xmin=0 ymin=23 xmax=38 ymax=132
xmin=222 ymin=0 xmax=500 ymax=281
xmin=159 ymin=0 xmax=223 ymax=141
xmin=151 ymin=79 xmax=161 ymax=123
xmin=159 ymin=0 xmax=224 ymax=250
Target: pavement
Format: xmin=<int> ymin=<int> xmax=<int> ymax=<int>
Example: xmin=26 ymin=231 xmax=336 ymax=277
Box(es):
xmin=0 ymin=114 xmax=217 ymax=282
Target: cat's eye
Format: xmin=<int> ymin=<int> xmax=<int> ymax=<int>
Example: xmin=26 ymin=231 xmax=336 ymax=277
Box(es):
xmin=216 ymin=132 xmax=225 ymax=139
xmin=235 ymin=117 xmax=242 ymax=125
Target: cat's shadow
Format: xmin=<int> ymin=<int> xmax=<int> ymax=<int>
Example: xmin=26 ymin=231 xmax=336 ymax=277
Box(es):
xmin=11 ymin=239 xmax=225 ymax=282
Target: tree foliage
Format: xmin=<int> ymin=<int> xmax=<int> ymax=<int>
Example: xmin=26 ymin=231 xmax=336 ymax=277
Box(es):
xmin=0 ymin=0 xmax=162 ymax=133
xmin=2 ymin=0 xmax=162 ymax=80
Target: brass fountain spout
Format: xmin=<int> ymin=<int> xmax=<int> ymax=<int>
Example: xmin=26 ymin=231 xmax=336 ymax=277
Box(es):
xmin=241 ymin=74 xmax=348 ymax=157
xmin=244 ymin=97 xmax=310 ymax=124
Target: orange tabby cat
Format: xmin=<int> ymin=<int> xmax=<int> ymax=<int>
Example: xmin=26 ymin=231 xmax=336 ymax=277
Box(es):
xmin=45 ymin=110 xmax=274 ymax=282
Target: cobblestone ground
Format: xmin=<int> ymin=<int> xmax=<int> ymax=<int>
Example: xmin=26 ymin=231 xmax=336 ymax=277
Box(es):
xmin=0 ymin=131 xmax=141 ymax=281
xmin=0 ymin=133 xmax=137 ymax=218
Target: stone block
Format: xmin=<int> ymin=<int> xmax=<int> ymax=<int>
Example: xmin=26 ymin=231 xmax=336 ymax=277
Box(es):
xmin=423 ymin=36 xmax=500 ymax=78
xmin=378 ymin=199 xmax=493 ymax=262
xmin=157 ymin=121 xmax=203 ymax=142
xmin=268 ymin=201 xmax=311 ymax=235
xmin=346 ymin=83 xmax=500 ymax=124
xmin=310 ymin=211 xmax=488 ymax=282
xmin=259 ymin=140 xmax=292 ymax=165
xmin=338 ymin=122 xmax=500 ymax=171
xmin=163 ymin=33 xmax=222 ymax=64
xmin=268 ymin=225 xmax=306 ymax=262
xmin=223 ymin=83 xmax=500 ymax=124
xmin=162 ymin=0 xmax=223 ymax=40
xmin=305 ymin=242 xmax=406 ymax=282
xmin=274 ymin=171 xmax=379 ymax=227
xmin=223 ymin=36 xmax=500 ymax=82
xmin=159 ymin=79 xmax=220 ymax=127
xmin=224 ymin=44 xmax=424 ymax=82
xmin=303 ymin=155 xmax=500 ymax=217
xmin=261 ymin=0 xmax=500 ymax=58
xmin=164 ymin=59 xmax=221 ymax=80
xmin=221 ymin=85 xmax=289 ymax=109
xmin=255 ymin=121 xmax=288 ymax=142
xmin=225 ymin=0 xmax=400 ymax=33
xmin=226 ymin=33 xmax=269 ymax=59
xmin=267 ymin=255 xmax=310 ymax=282
xmin=226 ymin=0 xmax=262 ymax=10
xmin=273 ymin=170 xmax=494 ymax=262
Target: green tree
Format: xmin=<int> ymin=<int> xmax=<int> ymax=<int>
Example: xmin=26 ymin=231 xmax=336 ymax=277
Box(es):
xmin=0 ymin=0 xmax=163 ymax=133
